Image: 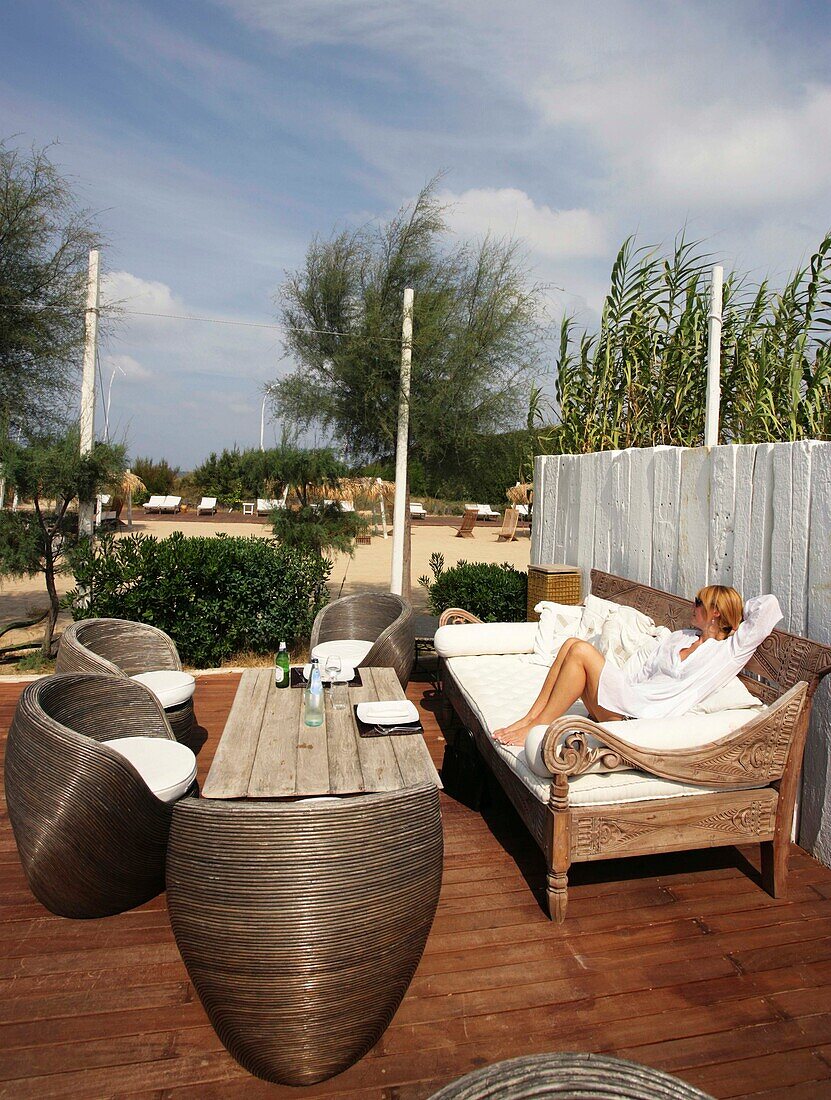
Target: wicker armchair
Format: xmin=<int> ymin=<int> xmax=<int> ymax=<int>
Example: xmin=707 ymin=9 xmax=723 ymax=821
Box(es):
xmin=56 ymin=618 xmax=194 ymax=742
xmin=4 ymin=674 xmax=193 ymax=919
xmin=310 ymin=592 xmax=415 ymax=687
xmin=166 ymin=784 xmax=443 ymax=1085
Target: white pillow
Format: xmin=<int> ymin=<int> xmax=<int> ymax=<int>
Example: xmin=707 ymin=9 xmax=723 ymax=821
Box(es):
xmin=689 ymin=676 xmax=765 ymax=714
xmin=532 ymin=602 xmax=584 ymax=664
xmin=433 ymin=621 xmax=537 ymax=658
xmin=524 ymin=708 xmax=759 ymax=777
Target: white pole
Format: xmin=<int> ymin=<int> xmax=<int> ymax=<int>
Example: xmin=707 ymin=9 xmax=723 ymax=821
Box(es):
xmin=377 ymin=476 xmax=388 ymax=539
xmin=78 ymin=249 xmax=100 ymax=538
xmin=390 ymin=288 xmax=413 ymax=595
xmin=704 ymin=264 xmax=723 ymax=448
xmin=260 ymin=395 xmax=267 ymax=451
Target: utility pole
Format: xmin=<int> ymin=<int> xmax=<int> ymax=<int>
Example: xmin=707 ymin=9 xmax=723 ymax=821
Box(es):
xmin=78 ymin=249 xmax=100 ymax=538
xmin=260 ymin=394 xmax=268 ymax=451
xmin=390 ymin=288 xmax=413 ymax=597
xmin=704 ymin=264 xmax=723 ymax=448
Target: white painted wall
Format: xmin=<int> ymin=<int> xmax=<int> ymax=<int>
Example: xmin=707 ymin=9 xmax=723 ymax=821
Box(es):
xmin=532 ymin=442 xmax=831 ymax=865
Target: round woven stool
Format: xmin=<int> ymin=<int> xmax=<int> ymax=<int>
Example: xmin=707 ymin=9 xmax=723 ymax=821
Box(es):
xmin=428 ymin=1053 xmax=713 ymax=1100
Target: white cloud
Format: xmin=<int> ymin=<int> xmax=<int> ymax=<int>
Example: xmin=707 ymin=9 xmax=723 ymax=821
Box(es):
xmin=103 ymin=353 xmax=153 ymax=381
xmin=102 ymin=270 xmax=183 ymax=317
xmin=439 ymin=187 xmax=606 ymax=260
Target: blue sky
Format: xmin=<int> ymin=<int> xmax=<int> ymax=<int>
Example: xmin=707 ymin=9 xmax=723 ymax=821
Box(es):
xmin=2 ymin=0 xmax=830 ymax=467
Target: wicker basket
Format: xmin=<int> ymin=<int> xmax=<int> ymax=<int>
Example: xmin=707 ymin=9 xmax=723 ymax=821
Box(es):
xmin=527 ymin=564 xmax=582 ymax=621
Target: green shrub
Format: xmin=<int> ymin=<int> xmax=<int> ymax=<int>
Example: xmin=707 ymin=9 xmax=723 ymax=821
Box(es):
xmin=418 ymin=553 xmax=527 ymax=622
xmin=66 ymin=532 xmax=331 ymax=667
xmin=272 ymin=504 xmax=366 ymax=556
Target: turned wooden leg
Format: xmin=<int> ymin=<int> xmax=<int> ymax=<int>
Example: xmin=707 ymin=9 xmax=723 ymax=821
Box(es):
xmin=760 ymin=838 xmax=789 ymax=898
xmin=547 ymin=869 xmax=568 ymax=923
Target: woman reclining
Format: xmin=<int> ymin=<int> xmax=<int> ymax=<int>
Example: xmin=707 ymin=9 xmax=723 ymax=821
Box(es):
xmin=493 ymin=586 xmax=782 ymax=746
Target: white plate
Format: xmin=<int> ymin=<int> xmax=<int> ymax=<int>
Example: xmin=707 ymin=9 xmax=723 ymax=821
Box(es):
xmin=356 ymin=700 xmax=419 ymax=725
xmin=303 ymin=663 xmax=355 ymax=683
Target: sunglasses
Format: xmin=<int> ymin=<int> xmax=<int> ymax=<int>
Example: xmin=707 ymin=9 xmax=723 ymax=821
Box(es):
xmin=694 ymin=596 xmax=703 ymax=608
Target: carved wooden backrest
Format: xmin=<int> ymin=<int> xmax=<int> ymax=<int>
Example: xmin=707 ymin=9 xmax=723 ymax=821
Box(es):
xmin=591 ymin=570 xmax=831 ymax=702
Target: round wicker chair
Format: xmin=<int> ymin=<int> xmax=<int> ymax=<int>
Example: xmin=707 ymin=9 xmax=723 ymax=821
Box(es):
xmin=309 ymin=592 xmax=415 ymax=687
xmin=4 ymin=674 xmax=194 ymax=919
xmin=56 ymin=618 xmax=194 ymax=742
xmin=166 ymin=783 xmax=443 ymax=1085
xmin=428 ymin=1053 xmax=712 ymax=1099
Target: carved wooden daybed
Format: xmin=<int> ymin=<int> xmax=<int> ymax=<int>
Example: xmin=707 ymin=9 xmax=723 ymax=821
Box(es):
xmin=437 ymin=569 xmax=831 ymax=922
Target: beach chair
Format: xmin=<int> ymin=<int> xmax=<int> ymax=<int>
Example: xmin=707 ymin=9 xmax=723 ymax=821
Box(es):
xmin=477 ymin=503 xmax=500 ymax=521
xmin=497 ymin=506 xmax=519 ymax=542
xmin=143 ymin=495 xmax=166 ymax=513
xmin=456 ymin=508 xmax=478 ymax=538
xmin=159 ymin=496 xmax=181 ymax=513
xmin=410 ymin=502 xmax=427 ymax=519
xmin=196 ymin=497 xmax=217 ymax=515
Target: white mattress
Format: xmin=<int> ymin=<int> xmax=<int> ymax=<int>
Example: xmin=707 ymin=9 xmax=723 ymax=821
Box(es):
xmin=445 ymin=654 xmax=752 ymax=808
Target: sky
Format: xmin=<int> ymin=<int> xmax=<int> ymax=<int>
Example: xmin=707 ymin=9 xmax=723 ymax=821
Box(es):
xmin=2 ymin=0 xmax=830 ymax=468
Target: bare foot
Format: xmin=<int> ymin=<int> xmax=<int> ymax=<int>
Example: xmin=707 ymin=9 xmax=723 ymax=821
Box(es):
xmin=493 ymin=723 xmax=532 ymax=747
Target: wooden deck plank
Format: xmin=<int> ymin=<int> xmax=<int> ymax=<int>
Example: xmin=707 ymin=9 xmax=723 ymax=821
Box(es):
xmin=0 ymin=672 xmax=830 ymax=1098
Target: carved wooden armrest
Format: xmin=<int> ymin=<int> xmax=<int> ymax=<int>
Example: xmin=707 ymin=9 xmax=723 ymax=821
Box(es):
xmin=438 ymin=608 xmax=483 ymax=626
xmin=541 ymin=682 xmax=808 ymax=789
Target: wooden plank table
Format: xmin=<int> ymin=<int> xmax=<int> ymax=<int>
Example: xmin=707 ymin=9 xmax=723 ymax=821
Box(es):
xmin=203 ymin=666 xmax=441 ymax=799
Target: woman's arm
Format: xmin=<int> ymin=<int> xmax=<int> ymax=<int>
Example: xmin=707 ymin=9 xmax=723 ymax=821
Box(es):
xmin=729 ymin=594 xmax=783 ymax=661
xmin=622 ymin=633 xmax=671 ymax=684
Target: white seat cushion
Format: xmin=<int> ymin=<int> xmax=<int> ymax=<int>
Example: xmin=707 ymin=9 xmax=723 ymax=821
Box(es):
xmin=444 ymin=654 xmax=752 ymax=808
xmin=311 ymin=639 xmax=374 ymax=666
xmin=131 ymin=670 xmax=195 ymax=709
xmin=102 ymin=736 xmax=197 ymax=803
xmin=434 ymin=621 xmax=537 ymax=659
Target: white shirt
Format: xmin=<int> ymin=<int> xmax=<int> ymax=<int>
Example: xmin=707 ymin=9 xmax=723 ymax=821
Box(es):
xmin=597 ymin=594 xmax=783 ymax=719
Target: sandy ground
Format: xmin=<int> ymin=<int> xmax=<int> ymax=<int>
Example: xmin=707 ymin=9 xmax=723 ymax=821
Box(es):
xmin=0 ymin=515 xmax=531 ymax=667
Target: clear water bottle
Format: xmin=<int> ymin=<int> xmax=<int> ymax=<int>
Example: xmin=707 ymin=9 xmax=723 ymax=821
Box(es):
xmin=304 ymin=657 xmax=324 ymax=727
xmin=274 ymin=641 xmax=290 ymax=688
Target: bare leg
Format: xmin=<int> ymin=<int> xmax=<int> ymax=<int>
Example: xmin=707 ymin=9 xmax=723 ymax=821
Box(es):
xmin=495 ymin=641 xmax=615 ymax=745
xmin=493 ymin=638 xmax=581 ymax=739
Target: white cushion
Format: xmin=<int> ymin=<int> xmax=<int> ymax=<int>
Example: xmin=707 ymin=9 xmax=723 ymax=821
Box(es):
xmin=524 ymin=708 xmax=759 ymax=778
xmin=102 ymin=736 xmax=197 ymax=803
xmin=531 ymin=602 xmax=583 ymax=664
xmin=444 ymin=653 xmax=752 ymax=807
xmin=690 ymin=676 xmax=765 ymax=714
xmin=311 ymin=639 xmax=374 ymax=667
xmin=434 ymin=622 xmax=537 ymax=659
xmin=131 ymin=670 xmax=195 ymax=709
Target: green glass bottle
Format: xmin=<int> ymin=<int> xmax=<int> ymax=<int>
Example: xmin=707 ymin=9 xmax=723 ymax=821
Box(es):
xmin=275 ymin=641 xmax=290 ymax=688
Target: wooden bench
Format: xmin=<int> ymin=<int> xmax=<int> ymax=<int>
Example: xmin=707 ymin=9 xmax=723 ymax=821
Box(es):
xmin=438 ymin=569 xmax=831 ymax=921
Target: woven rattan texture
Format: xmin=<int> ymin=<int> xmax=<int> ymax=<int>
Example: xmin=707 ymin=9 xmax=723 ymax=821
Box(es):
xmin=56 ymin=618 xmax=194 ymax=742
xmin=166 ymin=785 xmax=443 ymax=1085
xmin=526 ymin=566 xmax=582 ymax=622
xmin=428 ymin=1052 xmax=712 ymax=1099
xmin=310 ymin=592 xmax=415 ymax=687
xmin=4 ymin=674 xmax=185 ymax=918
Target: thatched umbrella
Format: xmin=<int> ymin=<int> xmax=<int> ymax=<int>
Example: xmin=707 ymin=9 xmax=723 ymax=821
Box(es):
xmin=306 ymin=478 xmax=395 ymax=534
xmin=506 ymin=481 xmax=532 ymax=505
xmin=118 ymin=469 xmax=146 ymax=529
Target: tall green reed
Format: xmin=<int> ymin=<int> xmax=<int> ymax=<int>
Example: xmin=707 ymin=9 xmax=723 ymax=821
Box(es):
xmin=550 ymin=231 xmax=831 ymax=454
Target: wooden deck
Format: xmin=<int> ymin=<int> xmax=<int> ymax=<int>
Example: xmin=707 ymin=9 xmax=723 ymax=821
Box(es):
xmin=2 ymin=672 xmax=831 ymax=1099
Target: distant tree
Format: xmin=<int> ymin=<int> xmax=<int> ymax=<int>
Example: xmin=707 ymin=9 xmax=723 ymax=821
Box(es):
xmin=270 ymin=178 xmax=544 ymax=475
xmin=132 ymin=455 xmax=180 ymax=495
xmin=0 ymin=431 xmax=125 ymax=658
xmin=0 ymin=139 xmax=101 ymax=437
xmin=191 ymin=445 xmax=346 ymax=506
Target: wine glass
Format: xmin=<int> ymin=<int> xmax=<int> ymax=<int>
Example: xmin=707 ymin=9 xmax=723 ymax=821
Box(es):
xmin=325 ymin=655 xmax=347 ymax=710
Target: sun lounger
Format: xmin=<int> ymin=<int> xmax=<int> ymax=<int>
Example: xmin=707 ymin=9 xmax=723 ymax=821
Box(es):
xmin=256 ymin=498 xmax=283 ymax=515
xmin=477 ymin=503 xmax=500 ymax=520
xmin=497 ymin=506 xmax=519 ymax=542
xmin=159 ymin=496 xmax=181 ymax=513
xmin=196 ymin=497 xmax=217 ymax=515
xmin=456 ymin=508 xmax=478 ymax=538
xmin=143 ymin=495 xmax=167 ymax=514
xmin=410 ymin=502 xmax=428 ymax=519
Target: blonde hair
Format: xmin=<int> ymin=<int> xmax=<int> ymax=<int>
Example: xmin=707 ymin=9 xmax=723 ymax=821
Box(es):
xmin=696 ymin=585 xmax=743 ymax=637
